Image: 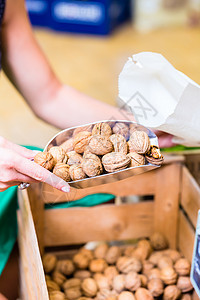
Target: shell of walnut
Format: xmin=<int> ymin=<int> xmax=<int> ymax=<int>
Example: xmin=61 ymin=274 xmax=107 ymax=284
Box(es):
xmin=160 ymin=267 xmax=178 ymax=285
xmin=34 ymin=152 xmax=55 ymax=170
xmin=102 ymin=152 xmax=131 ymax=172
xmin=105 ymin=246 xmax=121 ymax=265
xmin=81 ymin=278 xmax=98 ymax=297
xmin=94 ymin=243 xmax=109 ymax=259
xmin=88 ymin=135 xmax=113 ymax=156
xmin=82 ymin=154 xmax=103 ymax=177
xmin=92 ymin=123 xmax=112 ymax=138
xmin=67 ymin=151 xmax=83 ymax=166
xmin=74 ymin=270 xmax=91 ymax=280
xmin=43 ymin=253 xmax=57 ymax=273
xmin=64 ymin=287 xmax=82 ymax=300
xmin=157 ymin=255 xmax=173 ymax=269
xmin=53 ymin=163 xmax=71 ymax=181
xmin=109 ymin=134 xmax=128 ymax=154
xmin=93 ymin=273 xmax=110 ymax=290
xmin=174 ymin=258 xmax=191 ymax=276
xmin=112 ymin=274 xmax=125 ymax=293
xmin=56 ymin=259 xmax=75 ymax=276
xmin=135 ymin=288 xmax=154 ymax=300
xmin=128 ymin=131 xmax=150 ymax=154
xmin=63 ymin=278 xmax=81 ymax=290
xmin=150 ymin=232 xmax=168 ymax=250
xmin=48 ymin=146 xmax=68 ymax=164
xmin=49 ymin=290 xmax=65 ymax=300
xmin=69 ymin=165 xmax=86 ymax=181
xmin=104 ymin=266 xmax=119 ymax=286
xmin=73 ymin=253 xmax=90 ymax=269
xmin=89 ymin=259 xmax=108 ymax=273
xmin=147 ymin=278 xmax=164 ymax=297
xmin=73 ymin=131 xmax=92 ymax=154
xmin=116 ymin=256 xmax=142 ymax=274
xmin=118 ymin=291 xmax=135 ymax=300
xmin=113 ymin=122 xmax=129 ymax=140
xmin=125 ymin=271 xmax=141 ymax=292
xmin=163 ymin=285 xmax=181 ymax=300
xmin=60 ymin=137 xmax=74 ymax=153
xmin=128 ymin=152 xmax=145 ymax=167
xmin=52 ymin=271 xmax=66 ymax=287
xmin=177 ymin=276 xmax=193 ymax=293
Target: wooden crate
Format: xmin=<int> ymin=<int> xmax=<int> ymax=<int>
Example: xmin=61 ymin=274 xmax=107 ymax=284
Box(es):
xmin=17 ymin=156 xmax=200 ymax=299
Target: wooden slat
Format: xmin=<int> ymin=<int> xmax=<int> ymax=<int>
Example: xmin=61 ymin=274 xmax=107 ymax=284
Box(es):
xmin=178 ymin=210 xmax=195 ymax=261
xmin=17 ymin=190 xmax=49 ymax=300
xmin=181 ymin=166 xmax=200 ymax=228
xmin=44 ymin=202 xmax=154 ymax=247
xmin=154 ymin=163 xmax=181 ymax=249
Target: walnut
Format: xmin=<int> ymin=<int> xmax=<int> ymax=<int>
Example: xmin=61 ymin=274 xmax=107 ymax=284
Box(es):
xmin=79 ymin=248 xmax=94 ymax=261
xmin=43 ymin=253 xmax=57 ymax=273
xmin=112 ymin=123 xmax=129 ymax=140
xmin=52 ymin=271 xmax=66 ymax=287
xmin=49 ymin=291 xmax=65 ymax=300
xmin=149 ymin=251 xmax=164 ymax=265
xmin=69 ymin=165 xmax=86 ymax=181
xmin=180 ymin=294 xmax=192 ymax=300
xmin=92 ymin=123 xmax=112 ymax=138
xmin=174 ymin=258 xmax=191 ymax=276
xmin=150 ymin=232 xmax=168 ymax=250
xmin=123 ymin=246 xmax=136 ymax=257
xmin=78 ymin=298 xmax=93 ymax=300
xmin=128 ymin=131 xmax=151 ymax=154
xmin=158 ymin=255 xmax=173 ymax=269
xmin=135 ymin=288 xmax=154 ymax=300
xmin=73 ymin=131 xmax=92 ymax=153
xmin=63 ymin=278 xmax=81 ymax=290
xmin=67 ymin=151 xmax=83 ymax=165
xmin=177 ymin=276 xmax=193 ymax=293
xmin=65 ymin=287 xmax=82 ymax=300
xmin=146 ymin=268 xmax=161 ymax=281
xmin=147 ymin=278 xmax=164 ymax=297
xmin=73 ymin=125 xmax=93 ymax=136
xmin=116 ymin=256 xmax=142 ymax=274
xmin=81 ymin=278 xmax=98 ymax=297
xmin=45 ymin=274 xmax=51 ymax=281
xmin=146 ymin=146 xmax=164 ymax=165
xmin=94 ymin=243 xmax=109 ymax=259
xmin=128 ymin=152 xmax=145 ymax=167
xmin=46 ymin=279 xmax=60 ymax=292
xmin=163 ymin=285 xmax=181 ymax=300
xmin=104 ymin=266 xmax=119 ymax=285
xmin=118 ymin=291 xmax=135 ymax=300
xmin=82 ymin=154 xmax=103 ymax=177
xmin=125 ymin=271 xmax=141 ymax=292
xmin=88 ymin=135 xmax=113 ymax=155
xmin=74 ymin=270 xmax=92 ymax=280
xmin=160 ymin=267 xmax=178 ymax=285
xmin=139 ymin=274 xmax=148 ymax=288
xmin=53 ymin=163 xmax=71 ymax=181
xmin=60 ymin=138 xmax=74 ymax=152
xmin=49 ymin=146 xmax=68 ymax=164
xmin=129 ymin=123 xmax=140 ymax=135
xmin=102 ymin=153 xmax=131 ymax=172
xmin=105 ymin=246 xmax=121 ymax=264
xmin=89 ymin=259 xmax=108 ymax=273
xmin=34 ymin=152 xmax=55 ymax=170
xmin=112 ymin=274 xmax=125 ymax=293
xmin=132 ymin=239 xmax=152 ymax=261
xmin=93 ymin=273 xmax=110 ymax=290
xmin=73 ymin=253 xmax=90 ymax=269
xmin=56 ymin=259 xmax=75 ymax=276
xmin=109 ymin=134 xmax=128 ymax=154
xmin=95 ymin=289 xmax=118 ymax=300
xmin=163 ymin=249 xmax=182 ymax=263
xmin=142 ymin=260 xmax=154 ymax=276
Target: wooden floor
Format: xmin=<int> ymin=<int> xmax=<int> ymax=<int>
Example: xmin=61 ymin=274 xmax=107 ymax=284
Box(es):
xmin=0 ymin=23 xmax=200 ymax=147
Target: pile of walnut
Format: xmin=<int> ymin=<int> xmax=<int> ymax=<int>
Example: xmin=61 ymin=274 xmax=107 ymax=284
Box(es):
xmin=34 ymin=122 xmax=164 ymax=182
xmin=43 ymin=232 xmax=194 ymax=300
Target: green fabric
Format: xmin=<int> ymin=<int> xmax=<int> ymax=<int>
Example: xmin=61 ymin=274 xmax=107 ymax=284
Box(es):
xmin=0 ymin=146 xmax=114 ymax=275
xmin=161 ymin=145 xmax=200 ymax=152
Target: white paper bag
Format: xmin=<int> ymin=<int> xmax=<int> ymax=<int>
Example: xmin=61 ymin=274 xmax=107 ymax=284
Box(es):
xmin=118 ymin=52 xmax=200 ymax=146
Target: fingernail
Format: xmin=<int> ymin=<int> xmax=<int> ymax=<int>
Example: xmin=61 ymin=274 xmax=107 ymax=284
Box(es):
xmin=61 ymin=186 xmax=70 ymax=193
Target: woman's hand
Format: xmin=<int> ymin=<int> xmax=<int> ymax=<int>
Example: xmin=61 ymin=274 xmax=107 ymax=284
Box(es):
xmin=0 ymin=137 xmax=70 ymax=192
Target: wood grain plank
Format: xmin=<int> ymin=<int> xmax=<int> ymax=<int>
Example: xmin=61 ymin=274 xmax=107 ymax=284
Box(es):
xmin=181 ymin=166 xmax=200 ymax=228
xmin=154 ymin=163 xmax=181 ymax=249
xmin=178 ymin=210 xmax=195 ymax=261
xmin=44 ymin=202 xmax=154 ymax=247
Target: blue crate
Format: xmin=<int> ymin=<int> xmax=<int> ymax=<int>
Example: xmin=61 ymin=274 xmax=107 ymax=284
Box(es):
xmin=26 ymin=0 xmax=130 ymax=35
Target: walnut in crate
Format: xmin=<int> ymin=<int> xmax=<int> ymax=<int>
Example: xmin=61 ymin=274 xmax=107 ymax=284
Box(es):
xmin=34 ymin=152 xmax=55 ymax=170
xmin=116 ymin=256 xmax=142 ymax=274
xmin=135 ymin=287 xmax=154 ymax=300
xmin=104 ymin=266 xmax=119 ymax=285
xmin=149 ymin=251 xmax=164 ymax=265
xmin=67 ymin=151 xmax=83 ymax=166
xmin=52 ymin=271 xmax=66 ymax=287
xmin=128 ymin=152 xmax=145 ymax=167
xmin=64 ymin=287 xmax=82 ymax=300
xmin=81 ymin=278 xmax=98 ymax=297
xmin=73 ymin=253 xmax=90 ymax=270
xmin=181 ymin=294 xmax=192 ymax=300
xmin=128 ymin=131 xmax=151 ymax=154
xmin=82 ymin=153 xmax=103 ymax=177
xmin=132 ymin=239 xmax=152 ymax=261
xmin=46 ymin=279 xmax=60 ymax=292
xmin=163 ymin=285 xmax=181 ymax=300
xmin=93 ymin=273 xmax=110 ymax=290
xmin=43 ymin=253 xmax=57 ymax=273
xmin=60 ymin=137 xmax=74 ymax=153
xmin=109 ymin=134 xmax=128 ymax=154
xmin=112 ymin=274 xmax=125 ymax=293
xmin=89 ymin=258 xmax=108 ymax=273
xmin=105 ymin=246 xmax=121 ymax=265
xmin=74 ymin=270 xmax=92 ymax=280
xmin=174 ymin=258 xmax=191 ymax=276
xmin=48 ymin=146 xmax=68 ymax=164
xmin=78 ymin=297 xmax=93 ymax=300
xmin=95 ymin=289 xmax=118 ymax=300
xmin=56 ymin=259 xmax=75 ymax=276
xmin=94 ymin=243 xmax=109 ymax=259
xmin=157 ymin=255 xmax=173 ymax=269
xmin=118 ymin=291 xmax=136 ymax=300
xmin=88 ymin=135 xmax=113 ymax=156
xmin=69 ymin=165 xmax=86 ymax=181
xmin=63 ymin=278 xmax=81 ymax=290
xmin=53 ymin=163 xmax=71 ymax=182
xmin=49 ymin=290 xmax=65 ymax=300
xmin=79 ymin=248 xmax=94 ymax=261
xmin=142 ymin=260 xmax=154 ymax=276
xmin=92 ymin=122 xmax=112 ymax=138
xmin=150 ymin=232 xmax=168 ymax=250
xmin=113 ymin=122 xmax=129 ymax=140
xmin=125 ymin=271 xmax=141 ymax=292
xmin=139 ymin=274 xmax=148 ymax=288
xmin=123 ymin=245 xmax=136 ymax=257
xmin=177 ymin=276 xmax=193 ymax=293
xmin=73 ymin=131 xmax=92 ymax=154
xmin=146 ymin=268 xmax=161 ymax=281
xmin=163 ymin=249 xmax=182 ymax=263
xmin=102 ymin=152 xmax=131 ymax=173
xmin=147 ymin=278 xmax=164 ymax=297
xmin=160 ymin=266 xmax=178 ymax=285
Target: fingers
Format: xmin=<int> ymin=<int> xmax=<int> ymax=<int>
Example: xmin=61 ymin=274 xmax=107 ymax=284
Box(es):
xmin=158 ymin=135 xmax=175 ymax=148
xmin=14 ymin=157 xmax=70 ymax=192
